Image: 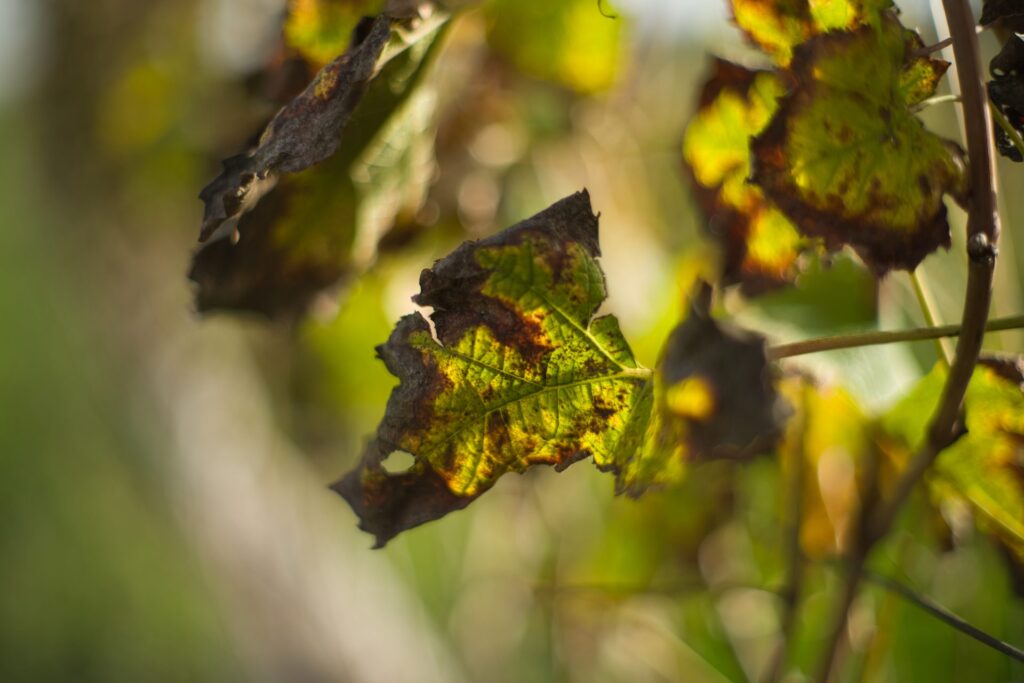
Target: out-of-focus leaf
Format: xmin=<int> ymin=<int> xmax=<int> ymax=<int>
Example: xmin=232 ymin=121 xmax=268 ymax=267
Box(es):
xmin=881 ymin=357 xmax=1024 ymax=563
xmin=729 ymin=0 xmax=893 ymax=66
xmin=988 ymin=34 xmax=1024 ymax=163
xmin=191 ymin=10 xmax=449 ymax=317
xmin=780 ymin=375 xmax=873 ymax=557
xmin=751 ymin=19 xmax=966 ymax=274
xmin=682 ymin=59 xmax=810 ymax=294
xmin=284 ymin=0 xmax=387 ymax=67
xmin=484 ymin=0 xmax=622 ymax=93
xmin=981 ymin=0 xmax=1024 ymax=29
xmin=618 ymin=301 xmax=790 ymax=495
xmin=198 ymin=17 xmax=390 ymax=242
xmin=335 ymin=193 xmax=789 ymax=545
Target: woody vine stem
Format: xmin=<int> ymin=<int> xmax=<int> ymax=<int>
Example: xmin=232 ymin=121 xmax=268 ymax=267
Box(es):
xmin=812 ymin=0 xmax=1000 ymax=680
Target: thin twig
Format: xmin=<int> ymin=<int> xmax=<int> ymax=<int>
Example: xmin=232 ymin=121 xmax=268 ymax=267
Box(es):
xmin=813 ymin=2 xmax=1000 ymax=679
xmin=767 ymin=315 xmax=1024 ymax=360
xmin=990 ymin=103 xmax=1024 ymax=159
xmin=912 ymin=93 xmax=962 ymax=112
xmin=860 ymin=570 xmax=1024 ymax=663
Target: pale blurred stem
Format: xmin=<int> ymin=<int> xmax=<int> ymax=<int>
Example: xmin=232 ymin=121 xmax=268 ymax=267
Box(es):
xmin=767 ymin=314 xmax=1024 ymax=359
xmin=762 ymin=409 xmax=807 ymax=683
xmin=991 ymin=103 xmax=1024 ymax=159
xmin=912 ymin=93 xmax=961 ymax=112
xmin=812 ymin=1 xmax=1000 ymax=680
xmin=909 ymin=269 xmax=953 ymax=366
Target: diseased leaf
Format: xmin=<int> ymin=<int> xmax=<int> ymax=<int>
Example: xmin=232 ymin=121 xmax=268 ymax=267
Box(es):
xmin=981 ymin=0 xmax=1024 ymax=30
xmin=199 ymin=17 xmax=391 ymax=242
xmin=191 ymin=10 xmax=449 ymax=317
xmin=485 ymin=0 xmax=622 ymax=93
xmin=881 ymin=357 xmax=1024 ymax=564
xmin=618 ymin=300 xmax=790 ymax=495
xmin=335 ymin=191 xmax=653 ymax=545
xmin=335 ymin=193 xmax=790 ymax=545
xmin=683 ymin=59 xmax=810 ymax=294
xmin=989 ymin=34 xmax=1024 ymax=162
xmin=751 ymin=19 xmax=966 ymax=274
xmin=729 ymin=0 xmax=893 ymax=66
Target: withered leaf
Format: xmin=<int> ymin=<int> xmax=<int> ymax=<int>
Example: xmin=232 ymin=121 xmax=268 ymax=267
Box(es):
xmin=618 ymin=297 xmax=790 ymax=495
xmin=191 ymin=10 xmax=448 ymax=318
xmin=682 ymin=58 xmax=810 ymax=294
xmin=336 ymin=194 xmax=792 ymax=545
xmin=751 ymin=19 xmax=966 ymax=274
xmin=199 ymin=16 xmax=390 ymax=242
xmin=989 ymin=34 xmax=1024 ymax=162
xmin=980 ymin=0 xmax=1024 ymax=30
xmin=335 ymin=191 xmax=655 ymax=545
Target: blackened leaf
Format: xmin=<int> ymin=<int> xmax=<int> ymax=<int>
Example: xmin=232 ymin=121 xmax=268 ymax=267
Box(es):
xmin=981 ymin=0 xmax=1024 ymax=29
xmin=191 ymin=11 xmax=448 ymax=317
xmin=682 ymin=59 xmax=810 ymax=294
xmin=609 ymin=295 xmax=791 ymax=496
xmin=989 ymin=34 xmax=1024 ymax=162
xmin=335 ymin=191 xmax=654 ymax=545
xmin=882 ymin=357 xmax=1024 ymax=564
xmin=729 ymin=0 xmax=893 ymax=66
xmin=199 ymin=17 xmax=390 ymax=242
xmin=751 ymin=19 xmax=966 ymax=274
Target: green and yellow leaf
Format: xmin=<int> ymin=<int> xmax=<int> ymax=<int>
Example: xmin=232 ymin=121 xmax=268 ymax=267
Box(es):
xmin=485 ymin=0 xmax=623 ymax=93
xmin=751 ymin=19 xmax=965 ymax=274
xmin=284 ymin=0 xmax=387 ymax=67
xmin=683 ymin=59 xmax=809 ymax=294
xmin=336 ymin=193 xmax=789 ymax=545
xmin=730 ymin=0 xmax=893 ymax=65
xmin=882 ymin=357 xmax=1024 ymax=564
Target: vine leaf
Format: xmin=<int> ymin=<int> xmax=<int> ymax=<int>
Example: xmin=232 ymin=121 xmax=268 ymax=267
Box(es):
xmin=618 ymin=298 xmax=790 ymax=495
xmin=980 ymin=0 xmax=1024 ymax=31
xmin=882 ymin=357 xmax=1024 ymax=564
xmin=729 ymin=0 xmax=893 ymax=66
xmin=751 ymin=19 xmax=967 ymax=274
xmin=683 ymin=59 xmax=810 ymax=294
xmin=335 ymin=192 xmax=789 ymax=546
xmin=191 ymin=10 xmax=448 ymax=317
xmin=989 ymin=34 xmax=1024 ymax=162
xmin=199 ymin=17 xmax=390 ymax=243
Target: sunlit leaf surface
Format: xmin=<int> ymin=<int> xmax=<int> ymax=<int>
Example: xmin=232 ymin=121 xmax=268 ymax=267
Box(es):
xmin=683 ymin=59 xmax=809 ymax=293
xmin=337 ymin=193 xmax=788 ymax=545
xmin=729 ymin=0 xmax=892 ymax=65
xmin=751 ymin=19 xmax=966 ymax=274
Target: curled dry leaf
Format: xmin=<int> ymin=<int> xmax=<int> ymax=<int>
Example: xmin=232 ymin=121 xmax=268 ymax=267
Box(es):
xmin=682 ymin=58 xmax=809 ymax=294
xmin=751 ymin=19 xmax=967 ymax=274
xmin=191 ymin=9 xmax=449 ymax=318
xmin=989 ymin=34 xmax=1024 ymax=162
xmin=335 ymin=193 xmax=791 ymax=545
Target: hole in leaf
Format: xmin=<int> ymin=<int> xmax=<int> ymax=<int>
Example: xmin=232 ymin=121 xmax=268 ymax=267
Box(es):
xmin=382 ymin=450 xmax=416 ymax=474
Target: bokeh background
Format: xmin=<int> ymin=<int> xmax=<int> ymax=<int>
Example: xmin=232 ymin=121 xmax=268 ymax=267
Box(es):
xmin=1 ymin=0 xmax=1022 ymax=681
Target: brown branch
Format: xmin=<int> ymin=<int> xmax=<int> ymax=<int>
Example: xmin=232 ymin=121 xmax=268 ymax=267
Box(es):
xmin=812 ymin=1 xmax=1000 ymax=680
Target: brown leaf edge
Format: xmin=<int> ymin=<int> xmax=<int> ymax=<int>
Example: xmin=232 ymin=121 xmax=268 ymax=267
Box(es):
xmin=333 ymin=190 xmax=605 ymax=547
xmin=751 ymin=27 xmax=963 ymax=274
xmin=198 ymin=16 xmax=391 ymax=242
xmin=684 ymin=58 xmax=805 ymax=295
